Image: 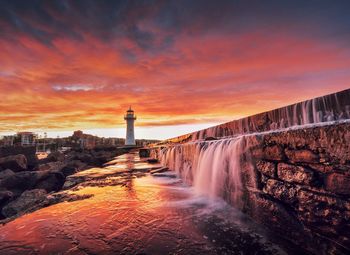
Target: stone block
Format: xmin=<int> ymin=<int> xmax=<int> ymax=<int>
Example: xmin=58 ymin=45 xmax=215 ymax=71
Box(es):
xmin=264 ymin=179 xmax=298 ymax=204
xmin=263 ymin=145 xmax=285 ymax=161
xmin=256 ymin=160 xmax=276 ymax=177
xmin=277 ymin=163 xmax=315 ymax=185
xmin=285 ymin=149 xmax=319 ymax=163
xmin=324 ymin=173 xmax=350 ymax=195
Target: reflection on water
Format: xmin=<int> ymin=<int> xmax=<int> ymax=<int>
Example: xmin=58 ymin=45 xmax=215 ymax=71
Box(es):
xmin=0 ymin=153 xmax=300 ymax=255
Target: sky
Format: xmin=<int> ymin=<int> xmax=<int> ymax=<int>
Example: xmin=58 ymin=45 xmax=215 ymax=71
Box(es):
xmin=1 ymin=0 xmax=350 ymax=140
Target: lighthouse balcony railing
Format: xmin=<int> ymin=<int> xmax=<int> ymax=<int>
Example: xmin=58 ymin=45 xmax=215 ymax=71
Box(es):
xmin=124 ymin=115 xmax=137 ymax=120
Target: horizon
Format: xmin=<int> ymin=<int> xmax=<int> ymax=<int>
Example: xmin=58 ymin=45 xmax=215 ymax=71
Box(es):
xmin=0 ymin=87 xmax=348 ymax=140
xmin=1 ymin=0 xmax=350 ymax=139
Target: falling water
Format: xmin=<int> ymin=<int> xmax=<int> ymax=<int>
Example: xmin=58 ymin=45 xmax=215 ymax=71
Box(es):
xmin=165 ymin=88 xmax=350 ymax=143
xmin=160 ymin=136 xmax=250 ymax=207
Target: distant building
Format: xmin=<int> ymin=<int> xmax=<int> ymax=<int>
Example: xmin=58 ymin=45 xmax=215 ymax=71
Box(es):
xmin=0 ymin=135 xmax=15 ymax=147
xmin=16 ymin=132 xmax=37 ymax=146
xmin=124 ymin=106 xmax=136 ymax=146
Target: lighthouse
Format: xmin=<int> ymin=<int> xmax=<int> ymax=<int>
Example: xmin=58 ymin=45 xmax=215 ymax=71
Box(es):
xmin=124 ymin=106 xmax=136 ymax=146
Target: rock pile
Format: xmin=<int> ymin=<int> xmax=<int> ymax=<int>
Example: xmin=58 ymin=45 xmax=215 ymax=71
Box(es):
xmin=0 ymin=147 xmax=128 ymax=220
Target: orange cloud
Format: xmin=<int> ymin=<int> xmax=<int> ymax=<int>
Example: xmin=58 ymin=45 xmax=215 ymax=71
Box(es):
xmin=1 ymin=1 xmax=350 ymax=136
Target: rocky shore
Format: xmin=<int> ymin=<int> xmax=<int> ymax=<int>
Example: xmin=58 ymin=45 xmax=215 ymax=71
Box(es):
xmin=0 ymin=147 xmax=130 ymax=222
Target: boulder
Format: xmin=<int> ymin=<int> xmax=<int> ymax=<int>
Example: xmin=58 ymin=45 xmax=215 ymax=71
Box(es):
xmin=0 ymin=171 xmax=37 ymax=193
xmin=0 ymin=190 xmax=14 ymax=205
xmin=67 ymin=160 xmax=88 ymax=171
xmin=60 ymin=166 xmax=77 ymax=177
xmin=2 ymin=189 xmax=47 ymax=218
xmin=47 ymin=151 xmax=65 ymax=162
xmin=0 ymin=170 xmax=65 ymax=193
xmin=277 ymin=163 xmax=316 ymax=185
xmin=34 ymin=171 xmax=65 ymax=192
xmin=36 ymin=161 xmax=66 ymax=172
xmin=0 ymin=154 xmax=27 ymax=172
xmin=0 ymin=169 xmax=15 ymax=179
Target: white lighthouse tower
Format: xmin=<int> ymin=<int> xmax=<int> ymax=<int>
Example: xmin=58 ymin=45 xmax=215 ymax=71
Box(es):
xmin=124 ymin=106 xmax=136 ymax=146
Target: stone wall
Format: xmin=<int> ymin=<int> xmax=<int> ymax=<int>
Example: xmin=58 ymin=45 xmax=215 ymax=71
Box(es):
xmin=162 ymin=88 xmax=350 ymax=144
xmin=153 ymin=122 xmax=350 ymax=254
xmin=241 ymin=122 xmax=350 ymax=254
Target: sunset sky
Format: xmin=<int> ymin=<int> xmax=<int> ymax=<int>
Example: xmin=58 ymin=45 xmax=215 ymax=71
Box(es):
xmin=1 ymin=0 xmax=350 ymax=139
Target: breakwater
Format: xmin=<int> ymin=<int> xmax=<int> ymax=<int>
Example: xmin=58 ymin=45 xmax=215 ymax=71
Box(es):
xmin=153 ymin=89 xmax=350 ymax=254
xmin=154 ymin=122 xmax=350 ymax=254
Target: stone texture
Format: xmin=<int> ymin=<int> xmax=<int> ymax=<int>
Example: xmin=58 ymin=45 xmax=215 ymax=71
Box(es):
xmin=256 ymin=160 xmax=276 ymax=177
xmin=263 ymin=145 xmax=285 ymax=161
xmin=277 ymin=163 xmax=315 ymax=185
xmin=36 ymin=161 xmax=65 ymax=172
xmin=324 ymin=173 xmax=350 ymax=195
xmin=0 ymin=154 xmax=27 ymax=172
xmin=0 ymin=169 xmax=15 ymax=179
xmin=34 ymin=171 xmax=65 ymax=192
xmin=264 ymin=179 xmax=298 ymax=204
xmin=47 ymin=151 xmax=65 ymax=162
xmin=2 ymin=189 xmax=47 ymax=218
xmin=60 ymin=166 xmax=77 ymax=177
xmin=285 ymin=149 xmax=319 ymax=163
xmin=0 ymin=190 xmax=13 ymax=205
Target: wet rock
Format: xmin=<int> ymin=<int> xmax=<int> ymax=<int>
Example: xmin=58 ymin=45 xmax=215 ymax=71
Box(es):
xmin=150 ymin=167 xmax=169 ymax=174
xmin=139 ymin=148 xmax=150 ymax=158
xmin=60 ymin=166 xmax=77 ymax=177
xmin=147 ymin=158 xmax=159 ymax=164
xmin=2 ymin=189 xmax=47 ymax=218
xmin=36 ymin=161 xmax=66 ymax=172
xmin=324 ymin=173 xmax=350 ymax=195
xmin=296 ymin=189 xmax=349 ymax=238
xmin=0 ymin=171 xmax=37 ymax=193
xmin=263 ymin=145 xmax=285 ymax=161
xmin=277 ymin=163 xmax=315 ymax=185
xmin=256 ymin=161 xmax=276 ymax=178
xmin=285 ymin=149 xmax=319 ymax=163
xmin=47 ymin=151 xmax=65 ymax=162
xmin=0 ymin=170 xmax=65 ymax=193
xmin=67 ymin=160 xmax=88 ymax=171
xmin=204 ymin=137 xmax=217 ymax=141
xmin=0 ymin=169 xmax=15 ymax=179
xmin=34 ymin=171 xmax=65 ymax=192
xmin=0 ymin=190 xmax=14 ymax=205
xmin=263 ymin=179 xmax=298 ymax=204
xmin=0 ymin=154 xmax=27 ymax=172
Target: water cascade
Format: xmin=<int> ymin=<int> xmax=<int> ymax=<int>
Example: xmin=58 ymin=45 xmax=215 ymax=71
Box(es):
xmin=160 ymin=136 xmax=253 ymax=207
xmin=165 ymin=88 xmax=350 ymax=143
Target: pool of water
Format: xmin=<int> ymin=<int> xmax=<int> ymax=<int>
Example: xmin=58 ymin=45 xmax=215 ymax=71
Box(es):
xmin=0 ymin=152 xmax=302 ymax=255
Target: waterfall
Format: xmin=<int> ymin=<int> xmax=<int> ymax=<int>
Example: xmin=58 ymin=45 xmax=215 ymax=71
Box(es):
xmin=160 ymin=136 xmax=249 ymax=207
xmin=164 ymin=89 xmax=350 ymax=144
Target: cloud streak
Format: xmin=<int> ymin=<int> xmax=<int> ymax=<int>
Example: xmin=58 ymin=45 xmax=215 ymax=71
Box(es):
xmin=0 ymin=0 xmax=350 ymax=136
